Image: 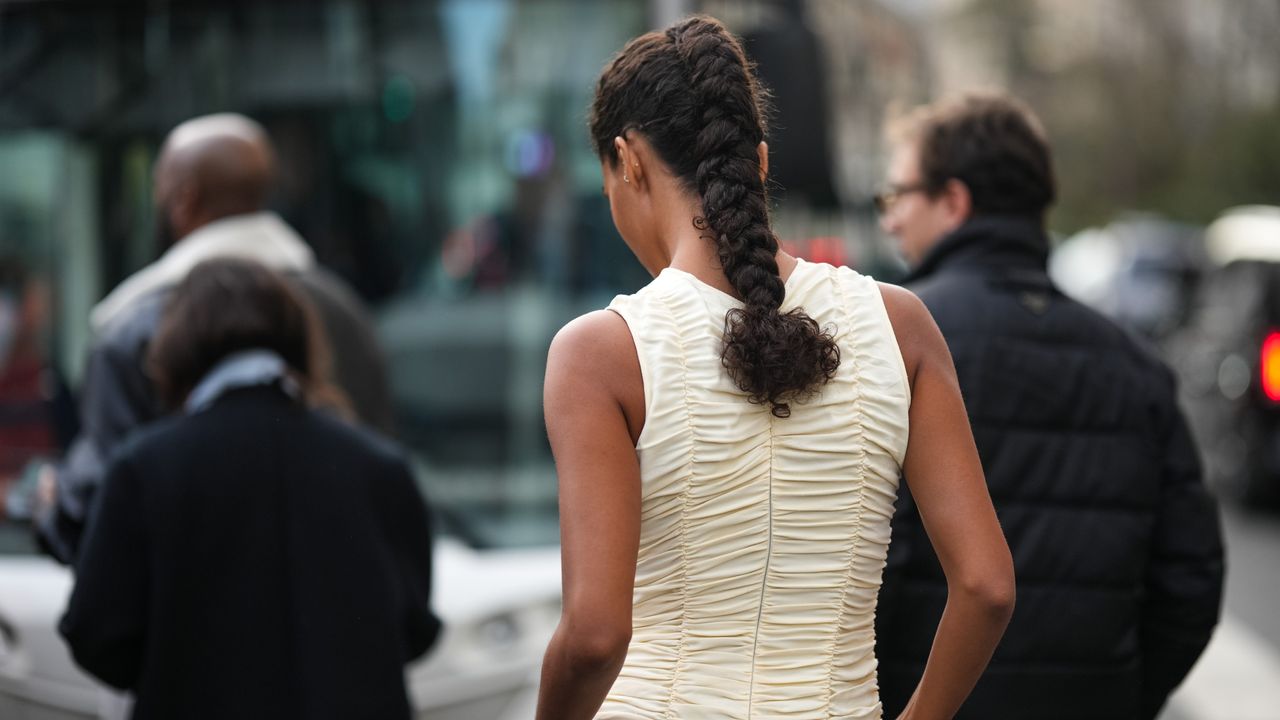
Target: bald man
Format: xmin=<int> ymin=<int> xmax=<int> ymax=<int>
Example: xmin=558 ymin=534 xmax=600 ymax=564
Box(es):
xmin=37 ymin=114 xmax=394 ymax=564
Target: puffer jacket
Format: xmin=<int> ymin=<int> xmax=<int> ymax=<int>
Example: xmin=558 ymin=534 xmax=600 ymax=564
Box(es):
xmin=875 ymin=215 xmax=1224 ymax=720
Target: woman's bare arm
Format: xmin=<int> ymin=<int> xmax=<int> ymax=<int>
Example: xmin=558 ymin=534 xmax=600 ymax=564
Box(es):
xmin=536 ymin=310 xmax=644 ymax=720
xmin=880 ymin=283 xmax=1016 ymax=720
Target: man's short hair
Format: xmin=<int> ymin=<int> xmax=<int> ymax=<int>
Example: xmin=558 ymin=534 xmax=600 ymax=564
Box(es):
xmin=888 ymin=91 xmax=1056 ymax=218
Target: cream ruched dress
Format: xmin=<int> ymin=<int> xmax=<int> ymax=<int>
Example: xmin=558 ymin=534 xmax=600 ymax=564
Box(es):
xmin=599 ymin=259 xmax=911 ymax=719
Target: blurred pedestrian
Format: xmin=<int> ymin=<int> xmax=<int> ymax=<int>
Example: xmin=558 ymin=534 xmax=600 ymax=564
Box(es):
xmin=60 ymin=258 xmax=439 ymax=720
xmin=875 ymin=91 xmax=1224 ymax=720
xmin=536 ymin=16 xmax=1014 ymax=720
xmin=0 ymin=254 xmax=77 ymax=521
xmin=36 ymin=113 xmax=393 ymax=563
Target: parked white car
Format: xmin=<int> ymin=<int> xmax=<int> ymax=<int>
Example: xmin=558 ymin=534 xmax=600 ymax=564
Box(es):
xmin=0 ymin=536 xmax=559 ymax=720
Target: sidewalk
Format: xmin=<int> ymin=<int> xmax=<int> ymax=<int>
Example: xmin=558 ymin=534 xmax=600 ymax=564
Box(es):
xmin=1162 ymin=613 xmax=1280 ymax=720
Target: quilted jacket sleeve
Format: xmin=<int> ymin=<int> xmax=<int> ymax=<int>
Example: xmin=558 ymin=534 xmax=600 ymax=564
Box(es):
xmin=1139 ymin=388 xmax=1224 ymax=720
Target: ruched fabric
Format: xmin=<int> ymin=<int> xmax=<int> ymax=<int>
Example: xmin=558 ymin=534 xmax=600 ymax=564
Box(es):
xmin=601 ymin=259 xmax=911 ymax=719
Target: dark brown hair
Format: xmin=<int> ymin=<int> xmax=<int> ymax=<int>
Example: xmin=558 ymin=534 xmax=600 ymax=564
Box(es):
xmin=888 ymin=91 xmax=1056 ymax=218
xmin=589 ymin=14 xmax=839 ymax=417
xmin=147 ymin=257 xmax=348 ymax=415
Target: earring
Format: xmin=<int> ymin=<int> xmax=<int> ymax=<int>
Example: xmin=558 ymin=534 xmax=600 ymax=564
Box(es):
xmin=623 ymin=171 xmax=630 ymax=183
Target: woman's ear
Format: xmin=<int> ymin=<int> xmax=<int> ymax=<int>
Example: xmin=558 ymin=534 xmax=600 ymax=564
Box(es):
xmin=757 ymin=141 xmax=769 ymax=184
xmin=614 ymin=136 xmax=637 ymax=185
xmin=613 ymin=136 xmax=628 ymax=178
xmin=615 ymin=134 xmax=649 ymax=188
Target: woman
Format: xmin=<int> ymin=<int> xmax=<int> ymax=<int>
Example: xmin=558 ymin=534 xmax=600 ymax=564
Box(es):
xmin=537 ymin=15 xmax=1014 ymax=720
xmin=60 ymin=258 xmax=439 ymax=720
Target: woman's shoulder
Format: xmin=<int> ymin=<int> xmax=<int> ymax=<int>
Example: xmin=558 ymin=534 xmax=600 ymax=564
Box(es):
xmin=786 ymin=259 xmax=880 ymax=304
xmin=128 ymin=391 xmax=408 ymax=474
xmin=800 ymin=262 xmax=926 ymax=326
xmin=877 ymin=281 xmax=929 ymax=324
xmin=547 ymin=309 xmax=644 ymax=430
xmin=876 ymin=282 xmax=951 ymax=388
xmin=111 ymin=412 xmax=188 ymax=469
xmin=606 ymin=269 xmax=689 ymax=312
xmin=548 ymin=310 xmax=637 ymax=377
xmin=297 ymin=406 xmax=412 ymax=471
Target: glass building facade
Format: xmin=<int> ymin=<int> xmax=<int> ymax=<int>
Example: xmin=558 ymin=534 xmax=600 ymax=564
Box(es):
xmin=0 ymin=0 xmax=655 ymax=550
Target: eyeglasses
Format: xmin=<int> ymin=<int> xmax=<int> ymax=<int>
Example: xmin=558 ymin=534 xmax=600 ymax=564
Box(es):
xmin=873 ymin=182 xmax=931 ymax=214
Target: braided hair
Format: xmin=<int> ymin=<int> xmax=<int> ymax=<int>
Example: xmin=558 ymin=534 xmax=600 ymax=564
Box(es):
xmin=589 ymin=15 xmax=839 ymax=418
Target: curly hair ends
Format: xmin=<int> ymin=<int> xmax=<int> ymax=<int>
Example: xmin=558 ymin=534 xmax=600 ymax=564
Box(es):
xmin=591 ymin=15 xmax=840 ymax=417
xmin=723 ymin=307 xmax=841 ymax=418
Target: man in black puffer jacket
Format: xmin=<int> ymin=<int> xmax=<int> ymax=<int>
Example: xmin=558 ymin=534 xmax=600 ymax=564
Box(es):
xmin=873 ymin=92 xmax=1224 ymax=720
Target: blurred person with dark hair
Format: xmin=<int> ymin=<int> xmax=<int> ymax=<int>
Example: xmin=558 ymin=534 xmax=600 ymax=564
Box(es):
xmin=36 ymin=113 xmax=393 ymax=563
xmin=875 ymin=91 xmax=1223 ymax=720
xmin=0 ymin=255 xmax=77 ymax=521
xmin=538 ymin=17 xmax=1014 ymax=719
xmin=60 ymin=258 xmax=439 ymax=720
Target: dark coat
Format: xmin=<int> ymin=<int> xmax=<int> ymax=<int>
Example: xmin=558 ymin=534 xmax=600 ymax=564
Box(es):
xmin=37 ymin=264 xmax=393 ymax=564
xmin=59 ymin=384 xmax=439 ymax=720
xmin=875 ymin=216 xmax=1224 ymax=720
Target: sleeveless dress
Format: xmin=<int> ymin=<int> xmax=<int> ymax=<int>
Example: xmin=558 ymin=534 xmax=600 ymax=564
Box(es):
xmin=600 ymin=259 xmax=911 ymax=720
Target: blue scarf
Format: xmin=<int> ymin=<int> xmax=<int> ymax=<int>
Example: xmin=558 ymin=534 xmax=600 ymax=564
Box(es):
xmin=184 ymin=349 xmax=300 ymax=414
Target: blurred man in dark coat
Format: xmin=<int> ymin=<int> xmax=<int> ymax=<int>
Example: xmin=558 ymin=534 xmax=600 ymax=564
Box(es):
xmin=36 ymin=113 xmax=394 ymax=563
xmin=874 ymin=92 xmax=1224 ymax=720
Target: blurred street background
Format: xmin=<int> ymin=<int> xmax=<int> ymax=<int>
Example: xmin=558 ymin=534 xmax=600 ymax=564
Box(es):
xmin=1 ymin=1 xmax=1278 ymax=718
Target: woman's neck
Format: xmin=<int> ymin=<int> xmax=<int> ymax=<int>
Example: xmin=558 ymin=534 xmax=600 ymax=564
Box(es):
xmin=667 ymin=222 xmax=736 ymax=297
xmin=667 ymin=225 xmax=798 ymax=300
xmin=651 ymin=185 xmax=797 ymax=298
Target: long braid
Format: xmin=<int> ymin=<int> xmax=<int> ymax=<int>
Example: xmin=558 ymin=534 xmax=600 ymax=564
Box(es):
xmin=590 ymin=15 xmax=840 ymax=417
xmin=670 ymin=20 xmax=783 ymax=313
